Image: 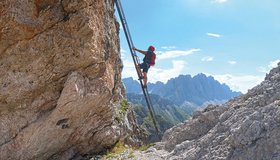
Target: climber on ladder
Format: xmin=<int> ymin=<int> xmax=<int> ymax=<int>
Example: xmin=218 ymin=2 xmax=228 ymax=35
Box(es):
xmin=115 ymin=0 xmax=160 ymax=137
xmin=133 ymin=46 xmax=156 ymax=88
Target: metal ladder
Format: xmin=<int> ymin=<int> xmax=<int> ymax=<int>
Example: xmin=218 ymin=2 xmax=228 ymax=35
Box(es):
xmin=114 ymin=0 xmax=160 ymax=137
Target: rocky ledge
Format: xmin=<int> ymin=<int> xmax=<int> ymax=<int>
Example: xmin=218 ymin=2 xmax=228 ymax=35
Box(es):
xmin=133 ymin=62 xmax=280 ymax=160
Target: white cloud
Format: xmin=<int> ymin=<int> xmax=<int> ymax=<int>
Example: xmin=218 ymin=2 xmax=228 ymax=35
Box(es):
xmin=258 ymin=59 xmax=280 ymax=73
xmin=122 ymin=59 xmax=187 ymax=84
xmin=257 ymin=67 xmax=267 ymax=73
xmin=212 ymin=0 xmax=228 ymax=4
xmin=161 ymin=46 xmax=176 ymax=50
xmin=204 ymin=73 xmax=264 ymax=93
xmin=122 ymin=59 xmax=138 ymax=80
xmin=202 ymin=56 xmax=214 ymax=62
xmin=228 ymin=61 xmax=237 ymax=65
xmin=121 ymin=48 xmax=127 ymax=53
xmin=120 ymin=48 xmax=127 ymax=59
xmin=158 ymin=48 xmax=201 ymax=60
xmin=119 ymin=24 xmax=123 ymax=30
xmin=207 ymin=33 xmax=222 ymax=38
xmin=268 ymin=59 xmax=280 ymax=68
xmin=149 ymin=60 xmax=186 ymax=83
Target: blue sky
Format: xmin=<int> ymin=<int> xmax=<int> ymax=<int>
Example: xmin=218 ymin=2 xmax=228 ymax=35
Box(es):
xmin=116 ymin=0 xmax=280 ymax=93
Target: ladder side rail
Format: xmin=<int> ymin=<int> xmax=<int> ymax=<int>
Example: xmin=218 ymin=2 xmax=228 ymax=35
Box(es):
xmin=145 ymin=89 xmax=157 ymax=120
xmin=116 ymin=0 xmax=137 ymax=57
xmin=142 ymin=88 xmax=160 ymax=134
xmin=115 ymin=0 xmax=136 ymax=62
xmin=115 ymin=0 xmax=142 ymax=77
xmin=144 ymin=88 xmax=159 ymax=128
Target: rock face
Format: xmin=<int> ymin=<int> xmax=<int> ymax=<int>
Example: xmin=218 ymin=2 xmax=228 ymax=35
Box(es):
xmin=0 ymin=0 xmax=136 ymax=159
xmin=135 ymin=63 xmax=280 ymax=160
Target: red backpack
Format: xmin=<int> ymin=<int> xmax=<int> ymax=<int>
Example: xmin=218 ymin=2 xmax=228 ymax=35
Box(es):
xmin=144 ymin=51 xmax=156 ymax=66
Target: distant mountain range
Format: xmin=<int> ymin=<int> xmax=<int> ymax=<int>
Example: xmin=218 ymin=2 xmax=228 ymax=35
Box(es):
xmin=123 ymin=73 xmax=241 ymax=106
xmin=124 ymin=73 xmax=241 ymax=142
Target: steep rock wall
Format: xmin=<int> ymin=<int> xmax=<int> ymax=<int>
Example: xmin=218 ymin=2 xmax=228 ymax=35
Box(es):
xmin=0 ymin=0 xmax=131 ymax=159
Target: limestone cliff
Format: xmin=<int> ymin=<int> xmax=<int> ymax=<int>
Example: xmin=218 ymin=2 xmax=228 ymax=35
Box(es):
xmin=133 ymin=63 xmax=280 ymax=160
xmin=0 ymin=0 xmax=137 ymax=159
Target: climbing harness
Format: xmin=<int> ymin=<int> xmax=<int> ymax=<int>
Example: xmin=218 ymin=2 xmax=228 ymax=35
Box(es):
xmin=115 ymin=0 xmax=160 ymax=137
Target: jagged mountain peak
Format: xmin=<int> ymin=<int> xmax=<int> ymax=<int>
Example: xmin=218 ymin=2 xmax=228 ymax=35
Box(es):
xmin=193 ymin=73 xmax=208 ymax=79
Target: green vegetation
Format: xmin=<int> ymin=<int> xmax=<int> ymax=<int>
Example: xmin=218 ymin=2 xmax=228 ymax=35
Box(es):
xmin=138 ymin=143 xmax=155 ymax=151
xmin=104 ymin=153 xmax=115 ymax=159
xmin=115 ymin=99 xmax=130 ymax=123
xmin=104 ymin=141 xmax=127 ymax=159
xmin=120 ymin=99 xmax=129 ymax=115
xmin=111 ymin=141 xmax=127 ymax=154
xmin=104 ymin=141 xmax=135 ymax=160
xmin=127 ymin=151 xmax=135 ymax=159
